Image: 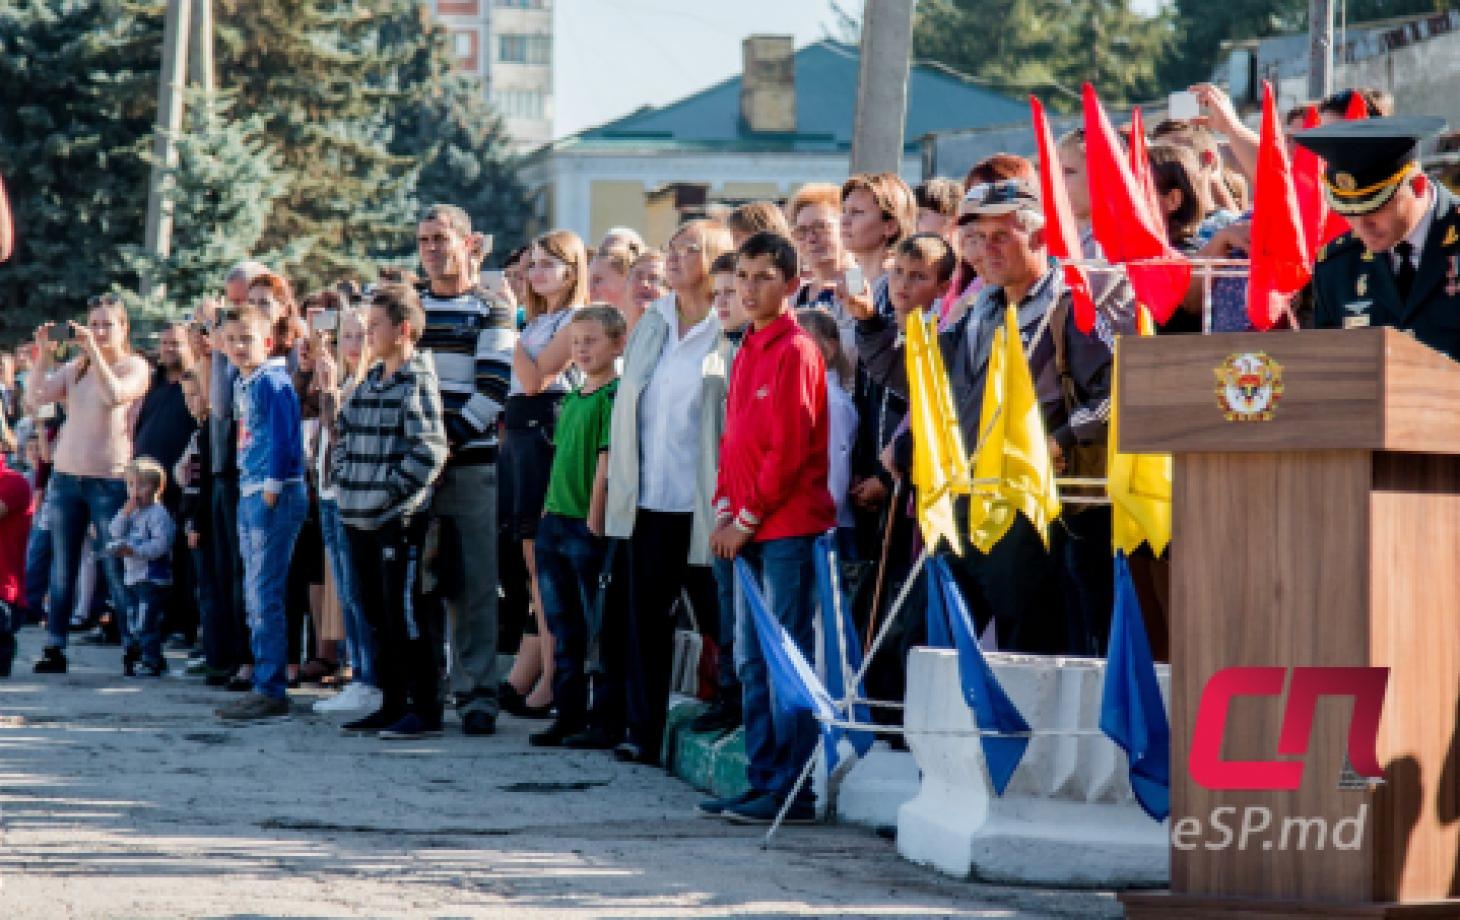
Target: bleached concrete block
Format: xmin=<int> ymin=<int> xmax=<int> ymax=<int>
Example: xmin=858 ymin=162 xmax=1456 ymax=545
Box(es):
xmin=834 ymin=743 xmax=920 ymax=830
xmin=897 ymin=648 xmax=1170 ymax=888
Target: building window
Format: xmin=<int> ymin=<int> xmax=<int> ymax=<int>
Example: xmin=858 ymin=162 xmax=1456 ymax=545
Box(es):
xmin=495 ymin=0 xmax=547 ymax=8
xmin=449 ymin=29 xmax=479 ymax=70
xmin=498 ymin=34 xmax=550 ymax=66
xmin=494 ymin=89 xmax=546 ymax=120
xmin=437 ymin=0 xmax=480 ymax=14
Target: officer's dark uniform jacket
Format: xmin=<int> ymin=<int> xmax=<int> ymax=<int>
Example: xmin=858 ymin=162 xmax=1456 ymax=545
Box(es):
xmin=1312 ymin=183 xmax=1460 ymax=363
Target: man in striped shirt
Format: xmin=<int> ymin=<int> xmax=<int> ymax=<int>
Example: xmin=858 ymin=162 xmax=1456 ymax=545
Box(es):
xmin=416 ymin=203 xmax=515 ymax=736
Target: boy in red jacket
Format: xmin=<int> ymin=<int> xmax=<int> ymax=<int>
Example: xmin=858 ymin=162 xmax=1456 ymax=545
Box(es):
xmin=704 ymin=231 xmax=836 ymax=825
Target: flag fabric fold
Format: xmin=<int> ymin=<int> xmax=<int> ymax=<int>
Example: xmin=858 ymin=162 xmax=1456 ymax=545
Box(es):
xmin=967 ymin=305 xmax=1061 ymax=552
xmin=1128 ymin=107 xmax=1165 ymax=232
xmin=1082 ymin=83 xmax=1192 ymax=324
xmin=926 ymin=555 xmax=1030 ymax=795
xmin=1031 ymin=95 xmax=1098 ymax=334
xmin=1106 ymin=306 xmax=1172 ymax=555
xmin=1292 ymin=104 xmax=1329 ymax=264
xmin=906 ymin=310 xmax=969 ymax=554
xmin=813 ymin=534 xmax=873 ymax=771
xmin=1246 ymin=81 xmax=1312 ymax=332
xmin=1100 ymin=551 xmax=1171 ymax=822
xmin=735 ymin=558 xmax=843 ymax=760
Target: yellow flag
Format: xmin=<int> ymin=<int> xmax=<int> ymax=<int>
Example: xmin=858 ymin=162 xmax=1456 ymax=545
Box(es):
xmin=906 ymin=310 xmax=970 ymax=554
xmin=1106 ymin=306 xmax=1172 ymax=555
xmin=967 ymin=305 xmax=1062 ymax=552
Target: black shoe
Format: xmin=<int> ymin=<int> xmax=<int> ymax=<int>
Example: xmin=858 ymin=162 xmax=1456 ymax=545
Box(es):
xmin=342 ymin=707 xmax=406 ymax=737
xmin=725 ymin=793 xmax=816 ymax=826
xmin=33 ymin=646 xmax=67 ymax=674
xmin=497 ymin=681 xmax=527 ymax=715
xmin=613 ymin=741 xmax=657 ymax=765
xmin=204 ymin=670 xmax=233 ymax=687
xmin=134 ymin=660 xmax=166 ymax=679
xmin=377 ymin=712 xmax=443 ymax=740
xmin=225 ymin=673 xmax=253 ymax=692
xmin=122 ymin=644 xmax=140 ymax=678
xmin=461 ymin=709 xmax=497 ymax=737
xmin=529 ymin=720 xmax=583 ymax=748
xmin=689 ymin=698 xmax=743 ymax=734
xmin=562 ymin=725 xmax=621 ymax=750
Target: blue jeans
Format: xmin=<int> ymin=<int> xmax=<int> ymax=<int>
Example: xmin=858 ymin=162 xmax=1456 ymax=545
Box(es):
xmin=734 ymin=535 xmax=820 ymax=801
xmin=24 ymin=511 xmax=51 ymax=622
xmin=319 ymin=498 xmax=373 ymax=687
xmin=536 ymin=513 xmax=608 ymax=727
xmin=123 ymin=580 xmax=169 ymax=665
xmin=711 ymin=555 xmax=740 ymax=696
xmin=238 ymin=483 xmax=307 ymax=699
xmin=45 ymin=473 xmax=129 ymax=649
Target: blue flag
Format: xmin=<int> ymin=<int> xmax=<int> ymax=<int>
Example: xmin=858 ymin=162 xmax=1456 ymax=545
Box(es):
xmin=924 ymin=560 xmax=953 ymax=649
xmin=813 ymin=535 xmax=874 ymax=771
xmin=926 ymin=557 xmax=1030 ymax=795
xmin=1099 ymin=551 xmax=1170 ymax=821
xmin=734 ymin=558 xmax=839 ymax=747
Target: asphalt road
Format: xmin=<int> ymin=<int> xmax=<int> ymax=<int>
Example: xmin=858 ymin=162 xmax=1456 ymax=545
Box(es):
xmin=0 ymin=626 xmax=1122 ymax=919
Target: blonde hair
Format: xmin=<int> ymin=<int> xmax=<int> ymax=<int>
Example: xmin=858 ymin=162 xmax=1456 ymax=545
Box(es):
xmin=591 ymin=244 xmax=635 ymax=277
xmin=727 ymin=201 xmax=792 ymax=240
xmin=525 ymin=229 xmax=590 ymax=321
xmin=128 ymin=456 xmax=168 ymax=499
xmin=337 ymin=306 xmax=371 ymax=385
xmin=669 ymin=218 xmax=734 ymax=302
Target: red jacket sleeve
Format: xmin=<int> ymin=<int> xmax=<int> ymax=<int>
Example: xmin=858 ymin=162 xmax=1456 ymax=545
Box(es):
xmin=738 ymin=340 xmax=825 ymax=527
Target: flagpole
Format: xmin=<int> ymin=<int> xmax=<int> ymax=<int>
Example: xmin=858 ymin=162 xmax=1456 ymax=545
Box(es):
xmin=761 ymin=751 xmax=821 ymax=848
xmin=861 ymin=480 xmax=904 ymax=657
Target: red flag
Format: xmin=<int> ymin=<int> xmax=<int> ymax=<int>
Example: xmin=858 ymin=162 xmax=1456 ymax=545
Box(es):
xmin=1031 ymin=96 xmax=1098 ymax=333
xmin=1312 ymin=93 xmax=1371 ymax=248
xmin=1291 ymin=105 xmax=1328 ymax=264
xmin=1128 ymin=108 xmax=1164 ymax=230
xmin=1082 ymin=84 xmax=1192 ymax=324
xmin=1344 ymin=89 xmax=1370 ymax=121
xmin=1247 ymin=82 xmax=1311 ymax=331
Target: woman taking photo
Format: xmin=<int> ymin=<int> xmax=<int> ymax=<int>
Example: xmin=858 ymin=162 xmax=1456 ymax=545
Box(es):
xmin=603 ymin=218 xmax=733 ymax=762
xmin=26 ymin=294 xmax=150 ymax=673
xmin=499 ymin=230 xmax=589 ymax=717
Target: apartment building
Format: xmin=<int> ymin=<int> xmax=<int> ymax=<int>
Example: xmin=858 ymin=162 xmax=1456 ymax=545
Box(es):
xmin=430 ymin=0 xmax=554 ymax=150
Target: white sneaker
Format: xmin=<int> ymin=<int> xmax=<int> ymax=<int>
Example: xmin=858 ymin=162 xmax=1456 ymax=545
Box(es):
xmin=313 ymin=683 xmax=381 ymax=713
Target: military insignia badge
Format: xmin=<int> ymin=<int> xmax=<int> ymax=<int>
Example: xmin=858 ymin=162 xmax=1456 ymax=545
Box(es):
xmin=1445 ymin=225 xmax=1459 ymax=248
xmin=1335 ymin=172 xmax=1358 ymax=192
xmin=1447 ymin=255 xmax=1460 ymax=297
xmin=1361 ymin=250 xmax=1375 ymax=262
xmin=1344 ymin=315 xmax=1371 ymax=328
xmin=1356 ymin=275 xmax=1368 ymax=298
xmin=1215 ymin=352 xmax=1284 ymax=423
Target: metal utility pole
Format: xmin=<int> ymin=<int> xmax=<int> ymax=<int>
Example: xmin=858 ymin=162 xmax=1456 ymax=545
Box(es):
xmin=1307 ymin=0 xmax=1334 ymax=100
xmin=141 ymin=0 xmax=192 ymax=299
xmin=189 ymin=0 xmax=215 ymax=99
xmin=850 ymin=0 xmax=916 ymax=175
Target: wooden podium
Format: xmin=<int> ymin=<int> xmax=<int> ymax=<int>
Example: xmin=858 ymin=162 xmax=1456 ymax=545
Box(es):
xmin=1116 ymin=329 xmax=1460 ymax=919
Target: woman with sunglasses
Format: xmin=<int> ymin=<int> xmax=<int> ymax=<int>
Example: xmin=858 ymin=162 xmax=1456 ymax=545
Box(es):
xmin=25 ymin=294 xmax=150 ymax=673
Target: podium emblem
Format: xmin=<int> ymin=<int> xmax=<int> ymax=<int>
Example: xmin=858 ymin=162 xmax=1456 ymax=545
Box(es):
xmin=1214 ymin=352 xmax=1284 ymax=422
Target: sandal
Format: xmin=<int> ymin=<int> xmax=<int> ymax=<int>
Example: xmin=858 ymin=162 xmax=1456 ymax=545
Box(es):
xmin=298 ymin=657 xmax=339 ymax=685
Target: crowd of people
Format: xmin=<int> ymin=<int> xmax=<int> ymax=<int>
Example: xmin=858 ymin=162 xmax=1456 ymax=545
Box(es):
xmin=0 ymin=82 xmax=1442 ymax=824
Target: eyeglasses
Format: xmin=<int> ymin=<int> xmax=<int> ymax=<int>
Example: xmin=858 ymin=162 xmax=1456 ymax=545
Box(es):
xmin=793 ymin=220 xmax=836 ymax=241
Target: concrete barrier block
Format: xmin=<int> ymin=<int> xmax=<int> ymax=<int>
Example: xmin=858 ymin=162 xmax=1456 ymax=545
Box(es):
xmin=897 ymin=648 xmax=1169 ymax=888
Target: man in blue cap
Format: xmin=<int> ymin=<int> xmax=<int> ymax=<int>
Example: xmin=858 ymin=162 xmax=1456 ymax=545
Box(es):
xmin=1295 ymin=116 xmax=1460 ymax=361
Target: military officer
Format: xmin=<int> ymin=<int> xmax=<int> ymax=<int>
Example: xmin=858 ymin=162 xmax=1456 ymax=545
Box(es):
xmin=1294 ymin=116 xmax=1460 ymax=362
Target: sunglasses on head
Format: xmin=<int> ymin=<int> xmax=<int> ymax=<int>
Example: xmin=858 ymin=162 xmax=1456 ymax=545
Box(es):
xmin=87 ymin=294 xmax=121 ymax=309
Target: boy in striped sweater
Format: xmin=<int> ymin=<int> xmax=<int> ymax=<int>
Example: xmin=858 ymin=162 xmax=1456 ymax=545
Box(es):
xmin=331 ymin=283 xmax=449 ymax=739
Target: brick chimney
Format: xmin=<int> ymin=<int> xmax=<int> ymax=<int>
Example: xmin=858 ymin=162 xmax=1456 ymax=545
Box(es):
xmin=740 ymin=35 xmax=796 ymax=134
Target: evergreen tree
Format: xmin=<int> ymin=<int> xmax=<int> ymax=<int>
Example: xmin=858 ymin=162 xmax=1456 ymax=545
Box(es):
xmin=410 ymin=74 xmax=530 ymax=264
xmin=912 ymin=0 xmax=1171 ymax=109
xmin=213 ymin=0 xmax=436 ymax=289
xmin=0 ymin=0 xmax=162 ymax=331
xmin=118 ymin=95 xmax=295 ymax=327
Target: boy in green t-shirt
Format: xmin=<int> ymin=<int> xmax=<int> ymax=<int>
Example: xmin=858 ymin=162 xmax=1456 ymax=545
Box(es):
xmin=530 ymin=305 xmax=625 ymax=748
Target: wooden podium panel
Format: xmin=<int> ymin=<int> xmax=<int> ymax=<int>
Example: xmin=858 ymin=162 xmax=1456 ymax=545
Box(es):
xmin=1118 ymin=328 xmax=1460 ymax=456
xmin=1117 ymin=330 xmax=1460 ymax=918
